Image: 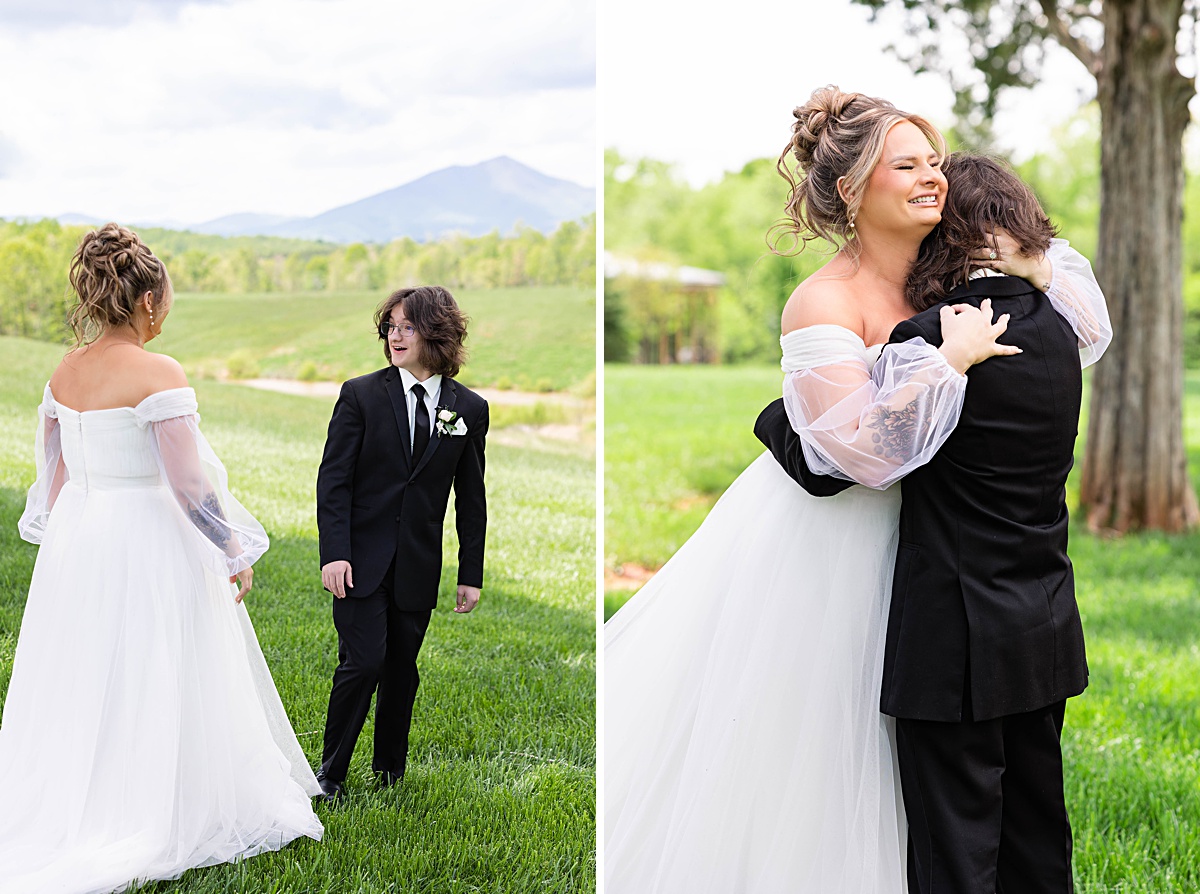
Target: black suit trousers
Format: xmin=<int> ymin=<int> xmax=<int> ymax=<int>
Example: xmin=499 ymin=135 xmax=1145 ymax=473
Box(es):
xmin=896 ymin=700 xmax=1073 ymax=894
xmin=319 ymin=566 xmax=432 ymax=784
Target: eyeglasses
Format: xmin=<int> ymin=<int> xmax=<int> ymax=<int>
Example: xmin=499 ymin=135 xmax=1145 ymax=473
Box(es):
xmin=384 ymin=323 xmax=417 ymax=338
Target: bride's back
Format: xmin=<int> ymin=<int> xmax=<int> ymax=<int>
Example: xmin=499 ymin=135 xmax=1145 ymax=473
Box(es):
xmin=53 ymin=222 xmax=185 ymax=411
xmin=50 ymin=344 xmax=186 ymax=413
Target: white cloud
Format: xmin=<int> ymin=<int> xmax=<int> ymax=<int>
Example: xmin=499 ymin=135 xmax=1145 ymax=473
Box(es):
xmin=0 ymin=0 xmax=595 ymax=222
xmin=601 ymin=0 xmax=1097 ymax=185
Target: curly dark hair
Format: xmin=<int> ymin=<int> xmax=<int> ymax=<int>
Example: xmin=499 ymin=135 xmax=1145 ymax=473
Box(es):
xmin=374 ymin=285 xmax=469 ymax=378
xmin=905 ymin=153 xmax=1058 ymax=311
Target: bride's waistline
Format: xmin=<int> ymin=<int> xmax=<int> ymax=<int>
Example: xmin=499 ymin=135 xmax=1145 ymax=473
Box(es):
xmin=62 ymin=476 xmax=167 ymax=493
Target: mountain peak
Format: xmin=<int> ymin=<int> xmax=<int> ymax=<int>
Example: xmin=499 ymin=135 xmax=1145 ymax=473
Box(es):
xmin=264 ymin=158 xmax=593 ymax=244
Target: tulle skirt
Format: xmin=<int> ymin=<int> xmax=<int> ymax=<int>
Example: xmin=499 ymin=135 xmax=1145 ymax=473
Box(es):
xmin=604 ymin=453 xmax=907 ymax=893
xmin=0 ymin=481 xmax=323 ymax=894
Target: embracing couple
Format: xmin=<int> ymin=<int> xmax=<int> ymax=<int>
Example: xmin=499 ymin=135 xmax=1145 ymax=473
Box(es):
xmin=0 ymin=221 xmax=488 ymax=893
xmin=605 ymin=87 xmax=1111 ymax=893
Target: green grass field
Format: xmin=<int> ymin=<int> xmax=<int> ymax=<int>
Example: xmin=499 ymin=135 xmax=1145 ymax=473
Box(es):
xmin=605 ymin=361 xmax=1200 ymax=893
xmin=0 ymin=336 xmax=595 ymax=893
xmin=152 ymin=285 xmax=595 ymax=392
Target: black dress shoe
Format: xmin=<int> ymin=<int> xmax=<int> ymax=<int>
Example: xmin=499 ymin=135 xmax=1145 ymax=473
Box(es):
xmin=315 ymin=773 xmax=344 ymax=804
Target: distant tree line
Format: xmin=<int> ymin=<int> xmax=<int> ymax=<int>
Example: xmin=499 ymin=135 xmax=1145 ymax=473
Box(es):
xmin=605 ymin=106 xmax=1200 ymax=367
xmin=0 ymin=215 xmax=595 ymax=341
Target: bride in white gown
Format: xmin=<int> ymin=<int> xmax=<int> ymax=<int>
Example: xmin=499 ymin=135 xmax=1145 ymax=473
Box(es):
xmin=1 ymin=223 xmax=322 ymax=894
xmin=604 ymin=90 xmax=1111 ymax=892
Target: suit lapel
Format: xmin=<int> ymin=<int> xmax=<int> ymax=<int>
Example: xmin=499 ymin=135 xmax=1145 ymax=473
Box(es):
xmin=383 ymin=367 xmax=413 ymax=471
xmin=411 ymin=378 xmax=457 ymax=479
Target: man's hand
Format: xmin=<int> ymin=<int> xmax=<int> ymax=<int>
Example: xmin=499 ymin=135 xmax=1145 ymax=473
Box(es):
xmin=455 ymin=585 xmax=481 ymax=613
xmin=972 ymin=227 xmax=1053 ymax=291
xmin=322 ymin=560 xmax=354 ymax=599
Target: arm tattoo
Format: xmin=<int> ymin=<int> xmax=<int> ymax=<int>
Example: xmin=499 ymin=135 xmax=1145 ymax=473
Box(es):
xmin=188 ymin=491 xmax=233 ymax=552
xmin=868 ymin=399 xmax=923 ymax=458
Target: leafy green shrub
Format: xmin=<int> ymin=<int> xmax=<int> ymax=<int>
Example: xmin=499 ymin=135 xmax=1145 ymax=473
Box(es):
xmin=225 ymin=350 xmax=260 ymax=380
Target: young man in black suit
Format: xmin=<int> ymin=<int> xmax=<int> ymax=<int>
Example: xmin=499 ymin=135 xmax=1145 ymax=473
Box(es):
xmin=756 ymin=156 xmax=1108 ymax=893
xmin=315 ymin=285 xmax=488 ymax=801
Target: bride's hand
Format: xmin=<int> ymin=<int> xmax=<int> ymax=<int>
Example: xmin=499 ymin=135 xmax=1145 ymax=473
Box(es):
xmin=230 ymin=566 xmax=253 ymax=603
xmin=972 ymin=227 xmax=1053 ymax=291
xmin=938 ymin=298 xmax=1021 ymax=374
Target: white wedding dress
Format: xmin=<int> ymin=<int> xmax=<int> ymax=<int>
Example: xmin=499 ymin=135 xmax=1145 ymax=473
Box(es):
xmin=604 ymin=242 xmax=1112 ymax=893
xmin=1 ymin=386 xmax=323 ymax=894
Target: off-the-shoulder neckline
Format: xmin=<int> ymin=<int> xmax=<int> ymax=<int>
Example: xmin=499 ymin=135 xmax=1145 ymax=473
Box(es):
xmin=780 ymin=324 xmax=884 ymax=350
xmin=46 ymin=384 xmax=196 ymax=415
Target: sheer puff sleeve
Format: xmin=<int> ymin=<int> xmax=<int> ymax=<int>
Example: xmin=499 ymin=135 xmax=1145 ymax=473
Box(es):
xmin=17 ymin=384 xmax=67 ymax=544
xmin=1045 ymin=238 xmax=1112 ymax=368
xmin=137 ymin=388 xmax=269 ymax=576
xmin=781 ymin=326 xmax=967 ymax=490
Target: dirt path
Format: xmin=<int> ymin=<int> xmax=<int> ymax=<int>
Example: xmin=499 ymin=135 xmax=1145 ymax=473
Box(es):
xmin=239 ymin=378 xmax=584 ymax=407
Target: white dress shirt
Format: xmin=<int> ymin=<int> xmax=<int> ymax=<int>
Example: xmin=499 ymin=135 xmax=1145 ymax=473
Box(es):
xmin=397 ymin=368 xmax=442 ymax=451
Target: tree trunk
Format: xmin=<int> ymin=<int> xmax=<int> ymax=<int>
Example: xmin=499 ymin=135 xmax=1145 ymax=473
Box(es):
xmin=1081 ymin=0 xmax=1198 ymax=532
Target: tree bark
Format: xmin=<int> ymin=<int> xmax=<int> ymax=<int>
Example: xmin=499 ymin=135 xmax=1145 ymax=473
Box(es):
xmin=1081 ymin=0 xmax=1199 ymax=532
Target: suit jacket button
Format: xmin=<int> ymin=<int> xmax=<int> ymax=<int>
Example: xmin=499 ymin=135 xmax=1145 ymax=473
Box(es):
xmin=394 ymin=515 xmax=400 ymax=522
xmin=408 ymin=478 xmax=415 ymax=485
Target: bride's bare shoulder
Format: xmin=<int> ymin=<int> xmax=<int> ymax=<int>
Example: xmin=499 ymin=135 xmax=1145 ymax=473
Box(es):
xmin=138 ymin=351 xmax=189 ymax=389
xmin=780 ymin=265 xmax=864 ymax=337
xmin=49 ymin=344 xmax=188 ymax=408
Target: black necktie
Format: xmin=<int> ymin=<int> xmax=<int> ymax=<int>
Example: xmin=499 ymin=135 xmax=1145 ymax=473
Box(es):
xmin=411 ymin=382 xmax=430 ymax=462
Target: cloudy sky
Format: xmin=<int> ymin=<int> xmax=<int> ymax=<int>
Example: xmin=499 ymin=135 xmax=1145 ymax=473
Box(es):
xmin=0 ymin=0 xmax=595 ymax=224
xmin=603 ymin=0 xmax=1108 ymax=186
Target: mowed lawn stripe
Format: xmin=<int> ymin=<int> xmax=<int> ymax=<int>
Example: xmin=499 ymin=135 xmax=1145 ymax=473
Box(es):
xmin=151 ymin=286 xmax=595 ymax=392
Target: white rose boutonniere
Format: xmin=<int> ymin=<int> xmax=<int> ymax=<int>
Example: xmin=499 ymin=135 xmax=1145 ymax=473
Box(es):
xmin=434 ymin=407 xmax=468 ymax=437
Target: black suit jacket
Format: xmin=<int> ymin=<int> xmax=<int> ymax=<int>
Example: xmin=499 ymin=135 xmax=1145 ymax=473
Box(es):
xmin=757 ymin=276 xmax=1088 ymax=721
xmin=316 ymin=367 xmax=488 ymax=612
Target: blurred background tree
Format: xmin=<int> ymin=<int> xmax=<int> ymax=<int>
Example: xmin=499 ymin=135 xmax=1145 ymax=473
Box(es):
xmin=850 ymin=0 xmax=1197 ymax=533
xmin=0 ymin=215 xmax=597 ymax=344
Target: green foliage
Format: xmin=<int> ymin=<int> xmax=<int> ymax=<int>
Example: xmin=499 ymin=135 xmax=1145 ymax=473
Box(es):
xmin=0 ymin=336 xmax=595 ymax=892
xmin=0 ymin=219 xmax=76 ymax=340
xmin=606 ymin=102 xmax=1200 ymax=368
xmin=150 ymin=286 xmax=594 ymax=391
xmin=605 ymin=150 xmax=826 ymax=364
xmin=0 ymin=217 xmax=596 ymax=344
xmin=224 ymin=349 xmax=260 ymax=380
xmin=1015 ymin=105 xmax=1100 ymax=259
xmin=850 ymin=0 xmax=1082 ymax=147
xmin=603 ymin=281 xmax=632 ymax=362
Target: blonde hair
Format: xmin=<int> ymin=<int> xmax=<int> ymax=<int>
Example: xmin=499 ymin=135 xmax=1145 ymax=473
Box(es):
xmin=67 ymin=223 xmax=168 ymax=345
xmin=770 ymin=86 xmax=946 ymax=259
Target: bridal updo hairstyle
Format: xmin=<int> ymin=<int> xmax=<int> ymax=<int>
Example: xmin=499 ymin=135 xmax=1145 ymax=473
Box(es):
xmin=904 ymin=153 xmax=1058 ymax=311
xmin=67 ymin=223 xmax=168 ymax=345
xmin=772 ymin=86 xmax=945 ymax=257
xmin=374 ymin=285 xmax=469 ymax=378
